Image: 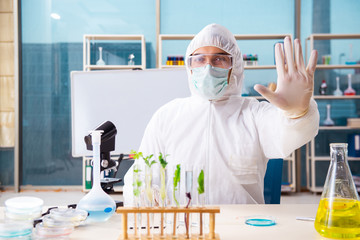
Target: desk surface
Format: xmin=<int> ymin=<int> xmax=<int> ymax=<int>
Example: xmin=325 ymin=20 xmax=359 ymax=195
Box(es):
xmin=1 ymin=204 xmax=324 ymax=240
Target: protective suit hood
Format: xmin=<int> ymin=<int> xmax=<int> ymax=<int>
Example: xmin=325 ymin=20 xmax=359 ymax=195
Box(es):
xmin=185 ymin=23 xmax=244 ymax=100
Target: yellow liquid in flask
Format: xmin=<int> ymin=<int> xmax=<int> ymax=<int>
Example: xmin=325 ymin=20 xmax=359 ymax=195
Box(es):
xmin=315 ymin=198 xmax=360 ymax=239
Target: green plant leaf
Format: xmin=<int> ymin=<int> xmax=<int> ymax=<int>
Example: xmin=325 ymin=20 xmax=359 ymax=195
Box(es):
xmin=197 ymin=170 xmax=204 ymax=194
xmin=143 ymin=154 xmax=155 ymax=167
xmin=173 ymin=164 xmax=181 ymax=190
xmin=130 ymin=150 xmax=143 ymax=160
xmin=159 ymin=152 xmax=169 ymax=169
xmin=173 ymin=164 xmax=181 ymax=207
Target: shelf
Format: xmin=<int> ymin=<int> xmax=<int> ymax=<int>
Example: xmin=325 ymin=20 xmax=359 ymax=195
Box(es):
xmin=158 ymin=33 xmax=292 ymax=69
xmin=233 ymin=34 xmax=291 ymax=40
xmin=306 ymin=33 xmax=360 ymax=40
xmin=311 ymin=156 xmax=360 ymax=161
xmin=314 ymin=95 xmax=360 ymax=99
xmin=83 ymin=34 xmax=146 ymax=71
xmin=244 ymin=65 xmax=276 ymax=70
xmin=319 ymin=126 xmax=360 ymax=130
xmin=160 ymin=65 xmax=186 ymax=69
xmin=83 ymin=34 xmax=146 ymax=41
xmin=85 ymin=65 xmax=143 ymax=70
xmin=316 ymin=64 xmax=360 ymax=69
xmin=160 ymin=65 xmax=277 ymax=70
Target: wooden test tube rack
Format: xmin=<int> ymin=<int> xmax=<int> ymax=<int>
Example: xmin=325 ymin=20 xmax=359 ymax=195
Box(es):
xmin=116 ymin=206 xmax=220 ymax=240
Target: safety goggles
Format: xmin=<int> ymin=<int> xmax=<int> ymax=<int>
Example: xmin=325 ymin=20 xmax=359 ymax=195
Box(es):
xmin=187 ymin=54 xmax=233 ymax=69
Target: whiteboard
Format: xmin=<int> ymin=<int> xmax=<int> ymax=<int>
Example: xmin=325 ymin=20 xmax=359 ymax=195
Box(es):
xmin=71 ymin=68 xmax=190 ymax=157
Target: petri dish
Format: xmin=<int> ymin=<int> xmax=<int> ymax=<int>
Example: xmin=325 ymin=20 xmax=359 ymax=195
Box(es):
xmin=5 ymin=208 xmax=42 ymax=221
xmin=0 ymin=221 xmax=33 ymax=238
xmin=245 ymin=216 xmax=276 ymax=226
xmin=42 ymin=215 xmax=74 ymax=228
xmin=49 ymin=208 xmax=88 ymax=226
xmin=34 ymin=223 xmax=73 ymax=239
xmin=5 ymin=196 xmax=43 ymax=214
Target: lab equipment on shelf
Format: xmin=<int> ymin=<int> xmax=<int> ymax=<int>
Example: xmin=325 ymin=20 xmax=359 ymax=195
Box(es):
xmin=322 ymin=55 xmax=331 ymax=65
xmin=345 ymin=44 xmax=357 ymax=65
xmin=77 ymin=130 xmax=116 ymax=222
xmin=319 ymin=79 xmax=327 ymax=95
xmin=128 ymin=54 xmax=135 ymax=65
xmin=314 ymin=143 xmax=360 ymax=239
xmin=323 ymin=104 xmax=335 ymax=126
xmin=166 ymin=56 xmax=184 ymax=66
xmin=344 ymin=73 xmax=356 ymax=96
xmin=96 ymin=47 xmax=106 ymax=65
xmin=333 ymin=76 xmax=343 ymax=96
xmin=243 ymin=54 xmax=258 ymax=66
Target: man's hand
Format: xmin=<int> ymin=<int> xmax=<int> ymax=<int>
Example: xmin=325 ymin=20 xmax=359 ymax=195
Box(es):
xmin=254 ymin=37 xmax=318 ymax=118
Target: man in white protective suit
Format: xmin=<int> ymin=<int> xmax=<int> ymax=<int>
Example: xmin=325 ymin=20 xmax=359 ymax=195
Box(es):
xmin=124 ymin=23 xmax=319 ymax=205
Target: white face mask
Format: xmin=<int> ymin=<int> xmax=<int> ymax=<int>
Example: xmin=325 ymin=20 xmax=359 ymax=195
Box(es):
xmin=191 ymin=64 xmax=230 ymax=100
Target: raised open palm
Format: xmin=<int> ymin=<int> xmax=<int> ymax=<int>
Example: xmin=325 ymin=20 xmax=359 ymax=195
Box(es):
xmin=254 ymin=37 xmax=318 ymax=118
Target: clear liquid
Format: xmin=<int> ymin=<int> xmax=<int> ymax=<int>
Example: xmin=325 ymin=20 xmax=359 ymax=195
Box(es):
xmin=86 ymin=207 xmax=115 ymax=222
xmin=315 ymin=198 xmax=360 ymax=239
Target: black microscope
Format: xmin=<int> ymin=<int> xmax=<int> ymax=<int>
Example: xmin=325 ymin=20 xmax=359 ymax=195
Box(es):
xmin=84 ymin=121 xmax=133 ymax=194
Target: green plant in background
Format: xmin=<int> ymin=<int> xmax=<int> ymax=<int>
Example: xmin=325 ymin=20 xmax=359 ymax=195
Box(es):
xmin=173 ymin=164 xmax=181 ymax=207
xmin=159 ymin=153 xmax=169 ymax=206
xmin=197 ymin=169 xmax=204 ymax=195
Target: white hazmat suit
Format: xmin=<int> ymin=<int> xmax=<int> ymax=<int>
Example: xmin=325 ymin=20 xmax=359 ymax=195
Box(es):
xmin=124 ymin=23 xmax=319 ymax=205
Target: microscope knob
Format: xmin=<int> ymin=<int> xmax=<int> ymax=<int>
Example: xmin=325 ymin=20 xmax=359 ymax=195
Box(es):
xmin=101 ymin=159 xmax=109 ymax=168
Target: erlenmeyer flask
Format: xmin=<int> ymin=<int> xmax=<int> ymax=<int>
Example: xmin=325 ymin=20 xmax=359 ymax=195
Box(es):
xmin=314 ymin=143 xmax=360 ymax=239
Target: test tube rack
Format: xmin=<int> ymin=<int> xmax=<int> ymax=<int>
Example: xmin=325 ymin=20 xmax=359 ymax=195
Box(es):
xmin=116 ymin=206 xmax=220 ymax=240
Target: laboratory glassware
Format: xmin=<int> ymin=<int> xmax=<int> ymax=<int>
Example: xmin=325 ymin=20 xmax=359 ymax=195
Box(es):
xmin=184 ymin=165 xmax=193 ymax=238
xmin=333 ymin=77 xmax=343 ymax=96
xmin=168 ymin=164 xmax=181 ymax=238
xmin=172 ymin=164 xmax=181 ymax=207
xmin=160 ymin=163 xmax=168 ymax=207
xmin=345 ymin=44 xmax=357 ymax=65
xmin=314 ymin=143 xmax=360 ymax=239
xmin=96 ymin=47 xmax=106 ymax=65
xmin=323 ymin=104 xmax=335 ymax=126
xmin=77 ymin=131 xmax=116 ymax=222
xmin=344 ymin=74 xmax=356 ymax=96
xmin=128 ymin=54 xmax=135 ymax=65
xmin=319 ymin=79 xmax=327 ymax=95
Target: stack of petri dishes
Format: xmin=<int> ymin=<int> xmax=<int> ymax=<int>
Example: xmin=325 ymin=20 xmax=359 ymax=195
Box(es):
xmin=33 ymin=208 xmax=88 ymax=239
xmin=5 ymin=196 xmax=44 ymax=221
xmin=0 ymin=221 xmax=33 ymax=239
xmin=1 ymin=196 xmax=44 ymax=239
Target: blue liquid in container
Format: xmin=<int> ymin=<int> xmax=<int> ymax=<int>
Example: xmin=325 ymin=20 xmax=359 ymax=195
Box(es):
xmin=87 ymin=207 xmax=115 ymax=222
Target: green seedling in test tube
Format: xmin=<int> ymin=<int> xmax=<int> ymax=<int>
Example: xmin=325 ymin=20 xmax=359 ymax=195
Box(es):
xmin=159 ymin=153 xmax=169 ymax=206
xmin=130 ymin=150 xmax=143 ymax=199
xmin=197 ymin=169 xmax=204 ymax=194
xmin=173 ymin=164 xmax=181 ymax=207
xmin=143 ymin=154 xmax=155 ymax=205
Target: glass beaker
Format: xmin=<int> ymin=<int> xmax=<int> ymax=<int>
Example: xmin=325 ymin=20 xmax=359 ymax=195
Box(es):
xmin=314 ymin=143 xmax=360 ymax=239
